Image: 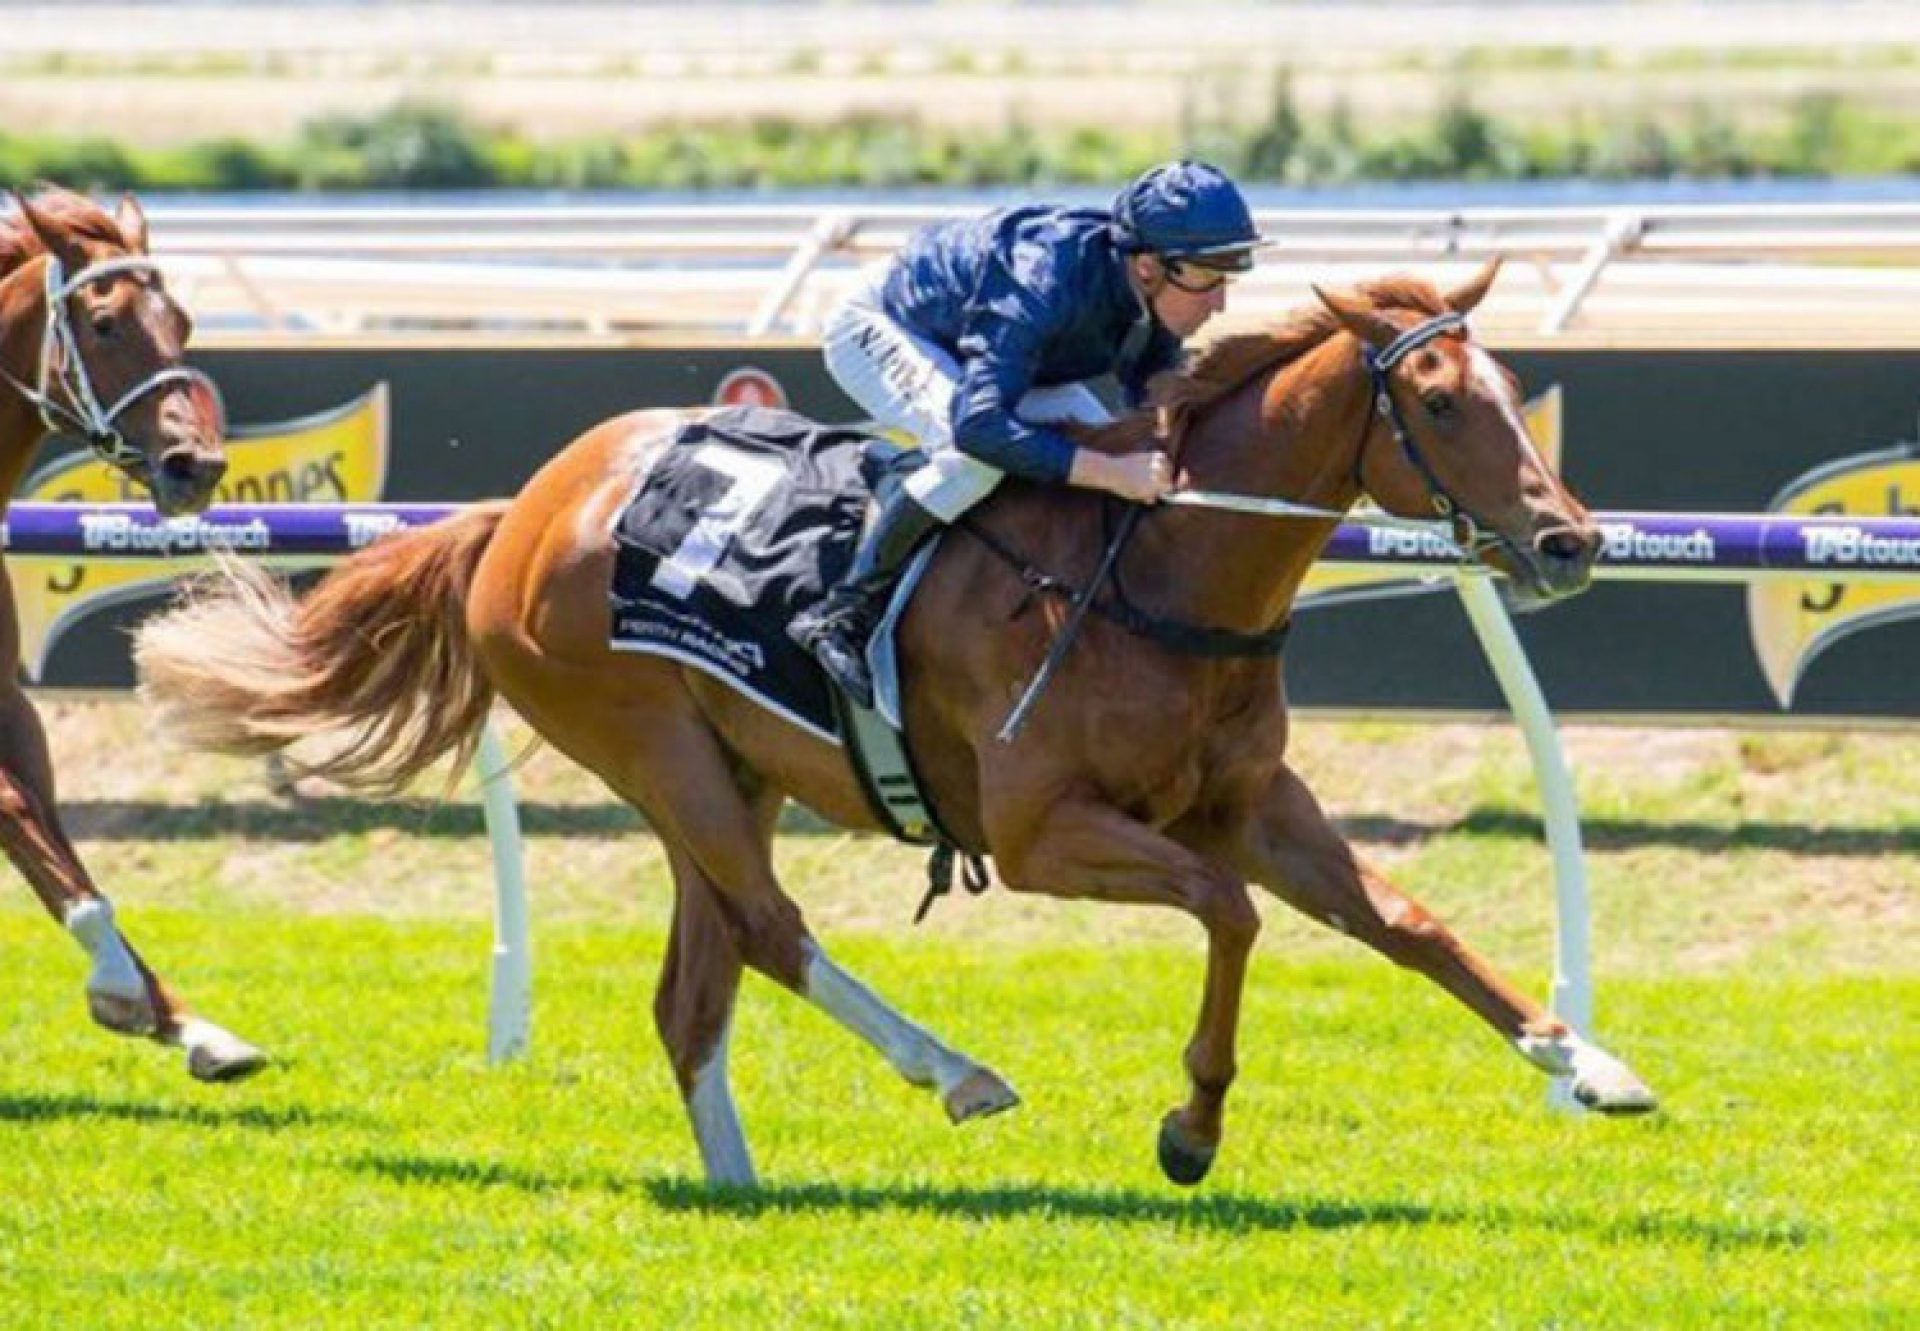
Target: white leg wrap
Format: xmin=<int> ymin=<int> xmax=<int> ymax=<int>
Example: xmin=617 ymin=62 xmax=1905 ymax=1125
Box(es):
xmin=687 ymin=1018 xmax=756 ymax=1187
xmin=173 ymin=1017 xmax=235 ymax=1055
xmin=802 ymin=943 xmax=976 ymax=1097
xmin=1515 ymin=1029 xmax=1582 ymax=1077
xmin=66 ymin=898 xmax=144 ymax=1002
xmin=1516 ymin=1029 xmax=1657 ymax=1113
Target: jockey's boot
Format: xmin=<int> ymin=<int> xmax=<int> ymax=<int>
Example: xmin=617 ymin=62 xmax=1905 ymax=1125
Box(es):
xmin=789 ymin=485 xmax=944 ymax=709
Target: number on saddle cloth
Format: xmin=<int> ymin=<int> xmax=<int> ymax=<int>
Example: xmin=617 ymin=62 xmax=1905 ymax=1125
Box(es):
xmin=607 ymin=406 xmax=903 ymax=743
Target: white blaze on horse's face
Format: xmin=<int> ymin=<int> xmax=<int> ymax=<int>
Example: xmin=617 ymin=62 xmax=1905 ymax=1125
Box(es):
xmin=1318 ymin=261 xmax=1600 ymax=606
xmin=1452 ymin=342 xmax=1598 ymax=603
xmin=10 ymin=191 xmax=229 ymax=516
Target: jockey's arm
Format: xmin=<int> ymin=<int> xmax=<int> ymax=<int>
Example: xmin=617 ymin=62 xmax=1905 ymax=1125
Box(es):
xmin=950 ymin=327 xmax=1077 ymax=484
xmin=952 ymin=301 xmax=1174 ymax=505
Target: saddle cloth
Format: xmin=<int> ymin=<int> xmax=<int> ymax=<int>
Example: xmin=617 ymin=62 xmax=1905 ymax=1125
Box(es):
xmin=610 ymin=405 xmax=892 ymax=744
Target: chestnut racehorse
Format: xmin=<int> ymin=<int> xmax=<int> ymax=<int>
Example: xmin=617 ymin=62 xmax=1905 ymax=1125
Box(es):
xmin=2 ymin=186 xmax=263 ymax=1080
xmin=136 ymin=259 xmax=1654 ymax=1184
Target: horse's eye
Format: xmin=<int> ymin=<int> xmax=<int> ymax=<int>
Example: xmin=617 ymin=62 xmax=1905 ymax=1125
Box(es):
xmin=1423 ymin=392 xmax=1455 ymax=419
xmin=90 ymin=313 xmax=116 ymax=339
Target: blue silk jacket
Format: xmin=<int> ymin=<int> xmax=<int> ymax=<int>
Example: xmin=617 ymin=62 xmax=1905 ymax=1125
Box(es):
xmin=879 ymin=205 xmax=1183 ymax=483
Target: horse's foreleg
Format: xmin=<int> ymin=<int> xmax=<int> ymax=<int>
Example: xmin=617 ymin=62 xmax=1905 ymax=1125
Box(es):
xmin=1231 ymin=766 xmax=1654 ymax=1114
xmin=993 ymin=797 xmax=1259 ymax=1185
xmin=0 ymin=690 xmax=265 ymax=1081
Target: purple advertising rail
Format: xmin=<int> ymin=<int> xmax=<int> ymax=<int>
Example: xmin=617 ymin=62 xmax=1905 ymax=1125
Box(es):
xmin=1322 ymin=509 xmax=1920 ymax=580
xmin=0 ymin=503 xmax=461 ymax=559
xmin=8 ymin=503 xmax=1920 ymax=581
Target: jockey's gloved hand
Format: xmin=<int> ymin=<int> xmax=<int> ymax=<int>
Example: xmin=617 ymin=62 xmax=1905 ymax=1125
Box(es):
xmin=1069 ymin=449 xmax=1184 ymax=504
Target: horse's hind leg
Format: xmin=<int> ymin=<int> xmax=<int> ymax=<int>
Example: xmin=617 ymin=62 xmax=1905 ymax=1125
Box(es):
xmin=657 ymin=837 xmax=756 ymax=1187
xmin=798 ymin=936 xmax=1020 ymax=1126
xmin=0 ymin=689 xmax=265 ymax=1081
xmin=562 ymin=693 xmax=1014 ymax=1181
xmin=1234 ymin=766 xmax=1655 ymax=1114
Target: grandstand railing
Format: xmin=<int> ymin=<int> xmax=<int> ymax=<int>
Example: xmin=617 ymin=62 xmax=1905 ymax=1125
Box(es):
xmin=145 ymin=202 xmax=1920 ymax=343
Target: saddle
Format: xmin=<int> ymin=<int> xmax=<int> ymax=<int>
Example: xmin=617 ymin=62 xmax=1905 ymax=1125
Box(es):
xmin=608 ymin=406 xmax=985 ymax=914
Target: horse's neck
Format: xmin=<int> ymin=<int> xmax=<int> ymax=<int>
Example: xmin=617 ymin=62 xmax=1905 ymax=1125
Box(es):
xmin=0 ymin=262 xmax=51 ymax=509
xmin=1128 ymin=336 xmax=1368 ymax=633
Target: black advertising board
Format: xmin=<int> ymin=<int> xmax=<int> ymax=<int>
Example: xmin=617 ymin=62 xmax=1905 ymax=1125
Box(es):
xmin=19 ymin=343 xmax=1918 ymax=722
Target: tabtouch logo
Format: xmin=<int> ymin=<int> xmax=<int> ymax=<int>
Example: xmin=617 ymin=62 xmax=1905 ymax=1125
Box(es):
xmin=1748 ymin=418 xmax=1920 ymax=707
xmin=1599 ymin=522 xmax=1717 ymax=563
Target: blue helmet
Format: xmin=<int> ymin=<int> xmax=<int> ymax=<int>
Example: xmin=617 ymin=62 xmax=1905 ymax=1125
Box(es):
xmin=1111 ymin=160 xmax=1267 ymax=271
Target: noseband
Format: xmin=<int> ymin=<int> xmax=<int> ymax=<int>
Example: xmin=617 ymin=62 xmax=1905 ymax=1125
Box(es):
xmin=0 ymin=254 xmax=225 ymax=475
xmin=1357 ymin=311 xmax=1519 ymax=564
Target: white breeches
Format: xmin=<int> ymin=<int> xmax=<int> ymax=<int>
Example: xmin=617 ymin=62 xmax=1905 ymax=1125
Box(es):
xmin=822 ymin=270 xmax=1110 ymax=522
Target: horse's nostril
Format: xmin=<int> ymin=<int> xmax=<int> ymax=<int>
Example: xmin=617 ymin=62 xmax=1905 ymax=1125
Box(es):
xmin=1539 ymin=531 xmax=1588 ymax=563
xmin=159 ymin=448 xmax=225 ymax=489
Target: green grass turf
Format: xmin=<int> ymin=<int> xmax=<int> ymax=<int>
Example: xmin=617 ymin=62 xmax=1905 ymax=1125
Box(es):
xmin=2 ymin=909 xmax=1912 ymax=1330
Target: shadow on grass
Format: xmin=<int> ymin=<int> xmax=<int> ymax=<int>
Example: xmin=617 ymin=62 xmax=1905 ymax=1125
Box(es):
xmin=0 ymin=1090 xmax=361 ymax=1131
xmin=60 ymin=798 xmax=842 ymax=843
xmin=645 ymin=1176 xmax=1439 ymax=1233
xmin=654 ymin=1177 xmax=1808 ymax=1249
xmin=1341 ymin=806 xmax=1919 ymax=857
xmin=347 ymin=1152 xmax=1811 ymax=1248
xmin=351 ymin=1150 xmax=1431 ymax=1232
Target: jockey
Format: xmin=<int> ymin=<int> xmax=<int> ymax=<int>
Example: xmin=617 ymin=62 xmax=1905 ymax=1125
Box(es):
xmin=790 ymin=159 xmax=1268 ymax=708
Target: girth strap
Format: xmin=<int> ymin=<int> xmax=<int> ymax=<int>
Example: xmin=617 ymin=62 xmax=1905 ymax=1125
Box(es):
xmin=915 ymin=845 xmax=992 ymax=925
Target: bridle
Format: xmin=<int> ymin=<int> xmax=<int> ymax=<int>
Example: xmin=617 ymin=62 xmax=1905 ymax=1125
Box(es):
xmin=1354 ymin=310 xmax=1519 ymax=564
xmin=1168 ymin=310 xmax=1529 ymax=568
xmin=0 ymin=253 xmax=225 ymax=475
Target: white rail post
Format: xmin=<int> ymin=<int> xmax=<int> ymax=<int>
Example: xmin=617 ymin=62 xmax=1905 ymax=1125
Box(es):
xmin=1451 ymin=573 xmax=1593 ymax=1112
xmin=476 ymin=718 xmax=531 ymax=1063
xmin=1539 ymin=209 xmax=1643 ymax=335
xmin=748 ymin=211 xmax=857 ymax=336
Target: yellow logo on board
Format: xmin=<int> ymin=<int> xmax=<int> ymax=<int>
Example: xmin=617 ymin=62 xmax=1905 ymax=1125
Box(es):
xmin=1747 ymin=435 xmax=1920 ymax=708
xmin=10 ymin=383 xmax=390 ymax=681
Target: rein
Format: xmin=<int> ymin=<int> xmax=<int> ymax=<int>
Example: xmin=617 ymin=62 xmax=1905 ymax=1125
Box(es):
xmin=0 ymin=254 xmax=225 ymax=473
xmin=983 ymin=309 xmax=1501 ymax=739
xmin=1165 ymin=310 xmax=1527 ymax=565
xmin=963 ymin=513 xmax=1295 ymax=660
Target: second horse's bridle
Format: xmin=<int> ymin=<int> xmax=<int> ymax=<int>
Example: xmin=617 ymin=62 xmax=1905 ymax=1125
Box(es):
xmin=0 ymin=253 xmax=224 ymax=475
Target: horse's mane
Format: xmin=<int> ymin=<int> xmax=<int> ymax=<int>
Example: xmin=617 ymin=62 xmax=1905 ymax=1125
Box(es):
xmin=1084 ymin=273 xmax=1450 ymax=454
xmin=0 ymin=187 xmax=126 ymax=279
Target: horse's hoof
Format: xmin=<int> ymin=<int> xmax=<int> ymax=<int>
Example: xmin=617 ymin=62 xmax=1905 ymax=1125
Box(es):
xmin=182 ymin=1024 xmax=271 ymax=1083
xmin=1519 ymin=1030 xmax=1659 ymax=1116
xmin=88 ymin=989 xmax=160 ymax=1037
xmin=942 ymin=1066 xmax=1020 ymax=1125
xmin=1573 ymin=1061 xmax=1658 ymax=1115
xmin=1156 ymin=1111 xmax=1218 ymax=1187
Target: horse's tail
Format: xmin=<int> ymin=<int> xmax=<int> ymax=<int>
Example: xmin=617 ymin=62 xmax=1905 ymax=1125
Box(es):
xmin=134 ymin=503 xmax=508 ymax=796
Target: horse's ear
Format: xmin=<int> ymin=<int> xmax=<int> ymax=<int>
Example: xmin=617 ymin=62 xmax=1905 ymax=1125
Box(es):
xmin=10 ymin=187 xmax=62 ymax=255
xmin=1313 ymin=283 xmax=1400 ymax=351
xmin=115 ymin=192 xmax=150 ymax=254
xmin=1443 ymin=256 xmax=1502 ymax=315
